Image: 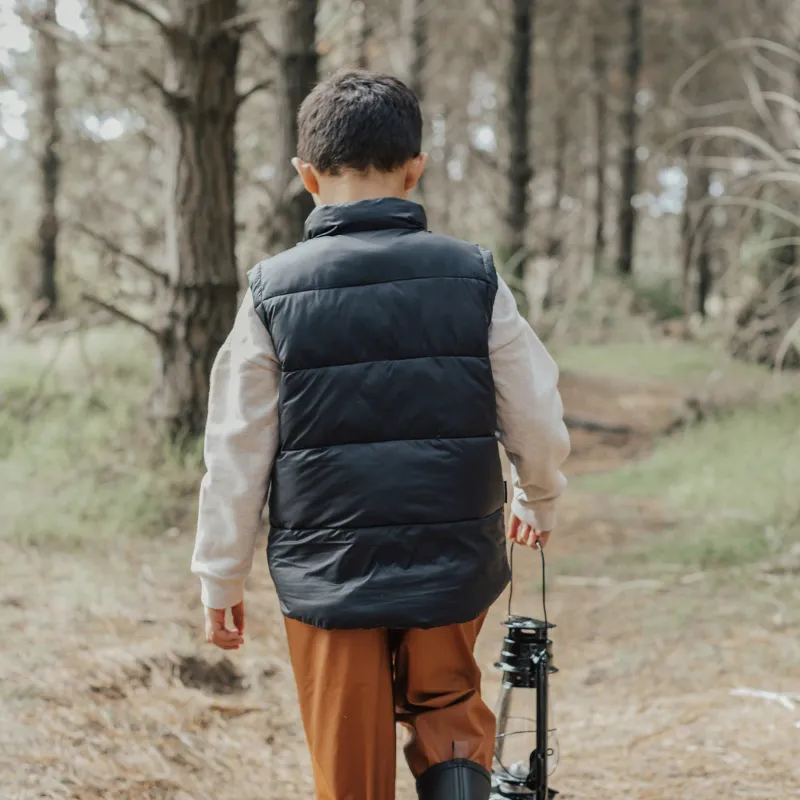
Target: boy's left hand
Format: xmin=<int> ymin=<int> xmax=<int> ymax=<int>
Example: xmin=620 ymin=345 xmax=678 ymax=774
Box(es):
xmin=507 ymin=513 xmax=550 ymax=550
xmin=204 ymin=602 xmax=245 ymax=650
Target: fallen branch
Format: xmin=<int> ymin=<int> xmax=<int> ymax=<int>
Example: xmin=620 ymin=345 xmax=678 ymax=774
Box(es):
xmin=563 ymin=414 xmax=634 ymax=436
xmin=730 ymin=688 xmax=800 ymax=712
xmin=556 ymin=576 xmax=663 ymax=590
xmin=81 ymin=292 xmax=161 ymax=339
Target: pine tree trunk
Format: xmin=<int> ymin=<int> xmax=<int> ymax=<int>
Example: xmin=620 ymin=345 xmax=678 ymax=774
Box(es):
xmin=696 ymin=241 xmax=712 ymax=316
xmin=265 ymin=0 xmax=318 ymax=256
xmin=681 ymin=154 xmax=712 ymax=317
xmin=591 ymin=24 xmax=607 ymax=274
xmin=546 ymin=100 xmax=567 ymax=260
xmin=34 ymin=0 xmax=60 ymax=319
xmin=408 ymin=0 xmax=427 ymax=102
xmin=355 ymin=0 xmax=371 ymax=69
xmin=617 ymin=0 xmax=643 ymax=276
xmin=149 ymin=1 xmax=241 ymax=436
xmin=407 ymin=0 xmax=427 ymax=199
xmin=501 ymin=0 xmax=535 ymax=317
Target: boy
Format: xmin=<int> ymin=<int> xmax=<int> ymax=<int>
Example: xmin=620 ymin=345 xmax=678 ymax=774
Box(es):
xmin=192 ymin=70 xmax=569 ymax=800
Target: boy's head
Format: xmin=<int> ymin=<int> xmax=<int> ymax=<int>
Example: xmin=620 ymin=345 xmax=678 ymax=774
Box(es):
xmin=293 ymin=70 xmax=428 ymax=205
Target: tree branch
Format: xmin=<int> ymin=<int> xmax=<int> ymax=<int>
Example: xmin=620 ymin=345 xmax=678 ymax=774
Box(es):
xmin=22 ymin=13 xmax=175 ymax=105
xmin=236 ymin=78 xmax=274 ymax=109
xmin=216 ymin=9 xmax=270 ymax=35
xmin=471 ymin=147 xmax=501 ymax=174
xmin=109 ymin=0 xmax=173 ymax=34
xmin=71 ymin=221 xmax=168 ymax=283
xmin=82 ymin=292 xmax=162 ymax=339
xmin=253 ymin=29 xmax=280 ymax=61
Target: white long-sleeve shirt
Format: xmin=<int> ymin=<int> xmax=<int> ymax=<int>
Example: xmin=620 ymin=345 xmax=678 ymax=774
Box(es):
xmin=192 ymin=275 xmax=570 ymax=610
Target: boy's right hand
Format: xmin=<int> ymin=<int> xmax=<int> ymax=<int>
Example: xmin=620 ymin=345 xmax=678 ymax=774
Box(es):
xmin=507 ymin=513 xmax=550 ymax=550
xmin=204 ymin=601 xmax=245 ymax=650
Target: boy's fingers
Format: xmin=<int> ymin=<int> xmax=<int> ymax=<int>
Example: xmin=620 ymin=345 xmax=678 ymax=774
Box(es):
xmin=507 ymin=514 xmax=521 ymax=542
xmin=517 ymin=522 xmax=531 ymax=544
xmin=211 ymin=636 xmax=241 ymax=650
xmin=231 ymin=602 xmax=245 ymax=634
xmin=215 ymin=631 xmax=243 ymax=645
xmin=527 ymin=528 xmax=538 ymax=547
xmin=209 ymin=628 xmax=244 ymax=648
xmin=204 ymin=607 xmax=244 ymax=649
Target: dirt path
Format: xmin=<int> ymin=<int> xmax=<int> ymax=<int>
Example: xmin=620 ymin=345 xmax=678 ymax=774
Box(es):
xmin=1 ymin=375 xmax=799 ymax=799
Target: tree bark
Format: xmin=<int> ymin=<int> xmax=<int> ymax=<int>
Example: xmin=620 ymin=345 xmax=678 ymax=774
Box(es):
xmin=408 ymin=0 xmax=427 ymax=102
xmin=591 ymin=23 xmax=608 ymax=274
xmin=501 ymin=0 xmax=535 ymax=317
xmin=681 ymin=155 xmax=712 ymax=317
xmin=407 ymin=0 xmax=427 ymax=199
xmin=546 ymin=92 xmax=567 ymax=261
xmin=149 ymin=1 xmax=242 ymax=436
xmin=264 ymin=0 xmax=318 ymax=256
xmin=34 ymin=0 xmax=61 ymax=319
xmin=617 ymin=0 xmax=643 ymax=276
xmin=355 ymin=0 xmax=371 ymax=69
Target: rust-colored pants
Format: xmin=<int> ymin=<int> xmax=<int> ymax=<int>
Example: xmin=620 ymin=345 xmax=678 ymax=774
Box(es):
xmin=284 ymin=613 xmax=496 ymax=800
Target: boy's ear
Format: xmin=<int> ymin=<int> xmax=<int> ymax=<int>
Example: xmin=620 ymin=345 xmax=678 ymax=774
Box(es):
xmin=404 ymin=153 xmax=429 ymax=193
xmin=292 ymin=157 xmax=320 ymax=198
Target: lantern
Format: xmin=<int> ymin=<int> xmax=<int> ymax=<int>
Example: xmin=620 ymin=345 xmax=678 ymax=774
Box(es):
xmin=491 ymin=547 xmax=558 ymax=799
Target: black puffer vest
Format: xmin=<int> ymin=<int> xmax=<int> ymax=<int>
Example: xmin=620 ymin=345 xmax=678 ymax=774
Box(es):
xmin=248 ymin=198 xmax=509 ymax=629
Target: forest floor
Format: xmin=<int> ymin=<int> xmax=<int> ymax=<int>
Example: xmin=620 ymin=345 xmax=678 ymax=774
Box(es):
xmin=1 ymin=331 xmax=799 ymax=799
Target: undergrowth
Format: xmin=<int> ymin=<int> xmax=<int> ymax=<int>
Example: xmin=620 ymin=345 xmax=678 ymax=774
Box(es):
xmin=0 ymin=326 xmax=203 ymax=548
xmin=576 ymin=394 xmax=800 ymax=572
xmin=556 ymin=339 xmax=774 ymax=385
xmin=2 ymin=321 xmax=797 ymax=574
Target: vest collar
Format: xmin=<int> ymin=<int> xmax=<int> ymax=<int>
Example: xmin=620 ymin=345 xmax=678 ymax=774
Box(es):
xmin=304 ymin=198 xmax=427 ymax=240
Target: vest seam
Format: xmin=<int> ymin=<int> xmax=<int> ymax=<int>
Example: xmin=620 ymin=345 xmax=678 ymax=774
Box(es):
xmin=270 ymin=507 xmax=504 ymax=534
xmin=281 ymin=353 xmax=490 ymax=374
xmin=477 ymin=246 xmax=499 ymax=325
xmin=277 ymin=434 xmax=498 ymax=453
xmin=258 ymin=273 xmax=494 ymax=303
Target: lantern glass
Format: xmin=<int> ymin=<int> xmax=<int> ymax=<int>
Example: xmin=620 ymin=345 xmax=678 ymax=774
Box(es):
xmin=493 ymin=690 xmax=537 ymax=784
xmin=491 ymin=615 xmax=556 ymax=800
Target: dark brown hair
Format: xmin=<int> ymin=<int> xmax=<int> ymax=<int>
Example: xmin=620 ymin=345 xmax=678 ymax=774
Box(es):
xmin=297 ymin=70 xmax=423 ymax=174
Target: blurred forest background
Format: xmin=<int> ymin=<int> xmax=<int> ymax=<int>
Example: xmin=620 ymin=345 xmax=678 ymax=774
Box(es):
xmin=1 ymin=1 xmax=799 ymax=798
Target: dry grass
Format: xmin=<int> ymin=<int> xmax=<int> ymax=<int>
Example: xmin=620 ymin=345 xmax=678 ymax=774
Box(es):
xmin=2 ymin=327 xmax=800 ymax=798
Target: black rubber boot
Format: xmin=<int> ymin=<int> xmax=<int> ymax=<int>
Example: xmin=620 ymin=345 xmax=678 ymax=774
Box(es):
xmin=416 ymin=759 xmax=492 ymax=800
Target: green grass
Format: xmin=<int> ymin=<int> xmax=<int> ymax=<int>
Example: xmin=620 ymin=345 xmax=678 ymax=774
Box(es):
xmin=576 ymin=395 xmax=800 ymax=571
xmin=629 ymin=275 xmax=685 ymax=321
xmin=2 ymin=322 xmax=798 ymax=576
xmin=555 ymin=339 xmax=772 ymax=385
xmin=0 ymin=326 xmax=203 ymax=548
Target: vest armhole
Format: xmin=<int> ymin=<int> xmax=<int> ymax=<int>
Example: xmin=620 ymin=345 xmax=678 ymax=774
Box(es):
xmin=477 ymin=246 xmax=499 ymax=324
xmin=247 ymin=262 xmax=277 ymax=343
xmin=247 ymin=263 xmax=265 ymax=307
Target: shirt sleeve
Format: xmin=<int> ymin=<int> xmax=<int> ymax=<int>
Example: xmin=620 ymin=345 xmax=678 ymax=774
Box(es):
xmin=489 ymin=274 xmax=570 ymax=531
xmin=191 ymin=289 xmax=281 ymax=609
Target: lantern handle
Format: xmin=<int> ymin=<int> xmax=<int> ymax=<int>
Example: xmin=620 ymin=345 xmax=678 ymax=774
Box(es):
xmin=507 ymin=541 xmax=548 ymax=629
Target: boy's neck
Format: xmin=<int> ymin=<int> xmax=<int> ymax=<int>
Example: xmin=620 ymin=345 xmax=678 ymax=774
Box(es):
xmin=315 ymin=169 xmax=409 ymax=206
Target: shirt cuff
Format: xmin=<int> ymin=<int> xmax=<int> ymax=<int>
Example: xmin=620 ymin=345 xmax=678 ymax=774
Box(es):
xmin=200 ymin=576 xmax=246 ymax=610
xmin=511 ymin=496 xmax=556 ymax=533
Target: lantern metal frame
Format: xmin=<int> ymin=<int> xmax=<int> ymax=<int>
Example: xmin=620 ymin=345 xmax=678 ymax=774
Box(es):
xmin=491 ymin=544 xmax=558 ymax=800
